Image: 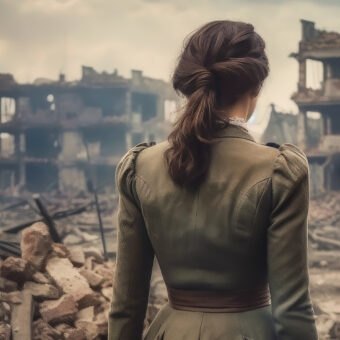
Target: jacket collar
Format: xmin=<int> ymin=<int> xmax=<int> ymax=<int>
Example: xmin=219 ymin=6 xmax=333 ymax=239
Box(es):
xmin=212 ymin=124 xmax=256 ymax=143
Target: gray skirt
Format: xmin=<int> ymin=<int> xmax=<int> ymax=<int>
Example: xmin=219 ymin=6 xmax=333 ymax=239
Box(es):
xmin=143 ymin=302 xmax=277 ymax=340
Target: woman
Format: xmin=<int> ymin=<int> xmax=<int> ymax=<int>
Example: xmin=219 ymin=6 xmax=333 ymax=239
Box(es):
xmin=108 ymin=20 xmax=319 ymax=340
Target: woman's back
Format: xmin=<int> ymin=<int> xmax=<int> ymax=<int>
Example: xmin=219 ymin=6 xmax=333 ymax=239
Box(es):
xmin=135 ymin=124 xmax=275 ymax=291
xmin=108 ymin=124 xmax=318 ymax=340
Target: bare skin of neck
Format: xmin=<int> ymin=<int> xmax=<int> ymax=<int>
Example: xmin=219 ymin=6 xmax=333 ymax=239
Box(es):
xmin=225 ymin=90 xmax=259 ymax=122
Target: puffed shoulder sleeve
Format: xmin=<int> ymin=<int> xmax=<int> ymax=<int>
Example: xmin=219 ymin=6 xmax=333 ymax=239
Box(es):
xmin=108 ymin=142 xmax=156 ymax=340
xmin=267 ymin=143 xmax=318 ymax=340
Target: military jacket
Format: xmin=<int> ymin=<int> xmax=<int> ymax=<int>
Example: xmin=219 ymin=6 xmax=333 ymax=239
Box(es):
xmin=108 ymin=124 xmax=318 ymax=340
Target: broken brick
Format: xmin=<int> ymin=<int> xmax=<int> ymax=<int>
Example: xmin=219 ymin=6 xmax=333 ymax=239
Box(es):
xmin=20 ymin=222 xmax=52 ymax=271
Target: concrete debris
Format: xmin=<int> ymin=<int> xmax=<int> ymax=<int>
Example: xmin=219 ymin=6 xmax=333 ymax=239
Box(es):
xmin=78 ymin=269 xmax=104 ymax=289
xmin=0 ymin=222 xmax=116 ymax=339
xmin=32 ymin=319 xmax=63 ymax=340
xmin=0 ymin=220 xmax=168 ymax=339
xmin=83 ymin=248 xmax=104 ymax=263
xmin=0 ymin=291 xmax=22 ymax=304
xmin=0 ymin=322 xmax=11 ymax=340
xmin=0 ymin=188 xmax=338 ymax=339
xmin=54 ymin=323 xmax=86 ymax=340
xmin=49 ymin=243 xmax=71 ymax=259
xmin=0 ymin=257 xmax=34 ymax=284
xmin=21 ymin=222 xmax=53 ymax=271
xmin=76 ymin=306 xmax=95 ymax=322
xmin=68 ymin=247 xmax=86 ymax=267
xmin=308 ymin=191 xmax=340 ymax=255
xmin=23 ymin=281 xmax=60 ymax=300
xmin=32 ymin=271 xmax=52 ymax=284
xmin=45 ymin=257 xmax=95 ymax=307
xmin=40 ymin=294 xmax=78 ymax=325
xmin=11 ymin=289 xmax=34 ymax=340
xmin=0 ymin=277 xmax=18 ymax=292
xmin=0 ymin=302 xmax=11 ymax=323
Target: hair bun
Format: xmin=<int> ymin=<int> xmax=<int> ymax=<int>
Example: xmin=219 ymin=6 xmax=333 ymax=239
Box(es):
xmin=175 ymin=64 xmax=216 ymax=95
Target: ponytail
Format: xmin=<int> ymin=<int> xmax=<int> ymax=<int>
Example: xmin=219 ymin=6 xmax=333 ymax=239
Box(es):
xmin=164 ymin=20 xmax=269 ymax=192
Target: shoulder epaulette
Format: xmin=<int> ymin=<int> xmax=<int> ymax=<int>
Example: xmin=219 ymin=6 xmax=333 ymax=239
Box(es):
xmin=265 ymin=142 xmax=281 ymax=149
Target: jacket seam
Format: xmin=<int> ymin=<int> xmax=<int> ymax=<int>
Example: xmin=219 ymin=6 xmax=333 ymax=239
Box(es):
xmin=234 ymin=177 xmax=271 ymax=235
xmin=134 ymin=174 xmax=151 ymax=212
xmin=241 ymin=176 xmax=271 ymax=196
xmin=234 ymin=177 xmax=270 ymax=216
xmin=252 ymin=177 xmax=271 ymax=230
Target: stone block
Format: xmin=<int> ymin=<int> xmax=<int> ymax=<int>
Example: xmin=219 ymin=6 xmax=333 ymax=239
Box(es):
xmin=39 ymin=294 xmax=77 ymax=325
xmin=20 ymin=222 xmax=52 ymax=271
xmin=24 ymin=281 xmax=60 ymax=300
xmin=0 ymin=257 xmax=34 ymax=284
xmin=0 ymin=322 xmax=11 ymax=340
xmin=32 ymin=271 xmax=51 ymax=284
xmin=45 ymin=257 xmax=94 ymax=307
xmin=69 ymin=247 xmax=85 ymax=267
xmin=78 ymin=269 xmax=103 ymax=288
xmin=0 ymin=277 xmax=18 ymax=292
xmin=54 ymin=323 xmax=86 ymax=340
xmin=32 ymin=319 xmax=63 ymax=340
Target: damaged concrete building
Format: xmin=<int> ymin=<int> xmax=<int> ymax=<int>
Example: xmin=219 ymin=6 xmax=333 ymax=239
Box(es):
xmin=261 ymin=103 xmax=323 ymax=160
xmin=0 ymin=67 xmax=178 ymax=193
xmin=290 ymin=20 xmax=340 ymax=194
xmin=264 ymin=19 xmax=340 ymax=196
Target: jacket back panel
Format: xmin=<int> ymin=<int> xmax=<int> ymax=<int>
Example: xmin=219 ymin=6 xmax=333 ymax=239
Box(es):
xmin=135 ymin=137 xmax=279 ymax=291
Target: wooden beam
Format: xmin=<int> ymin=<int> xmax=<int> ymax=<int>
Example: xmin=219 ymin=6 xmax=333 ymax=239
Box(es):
xmin=10 ymin=289 xmax=34 ymax=340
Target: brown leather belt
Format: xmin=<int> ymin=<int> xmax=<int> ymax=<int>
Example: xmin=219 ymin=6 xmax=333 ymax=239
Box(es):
xmin=166 ymin=283 xmax=271 ymax=312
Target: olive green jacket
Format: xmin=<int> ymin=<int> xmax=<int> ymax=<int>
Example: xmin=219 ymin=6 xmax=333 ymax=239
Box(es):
xmin=108 ymin=124 xmax=318 ymax=340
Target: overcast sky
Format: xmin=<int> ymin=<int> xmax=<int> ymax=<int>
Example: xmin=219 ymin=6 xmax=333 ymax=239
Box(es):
xmin=1 ymin=0 xmax=340 ymax=131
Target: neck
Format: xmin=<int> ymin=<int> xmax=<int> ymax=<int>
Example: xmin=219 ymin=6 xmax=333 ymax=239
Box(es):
xmin=224 ymin=95 xmax=252 ymax=121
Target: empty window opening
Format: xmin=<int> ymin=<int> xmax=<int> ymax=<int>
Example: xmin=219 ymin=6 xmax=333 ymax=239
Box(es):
xmin=0 ymin=133 xmax=15 ymax=156
xmin=0 ymin=97 xmax=16 ymax=122
xmin=26 ymin=163 xmax=59 ymax=192
xmin=25 ymin=128 xmax=60 ymax=158
xmin=164 ymin=100 xmax=177 ymax=123
xmin=132 ymin=92 xmax=157 ymax=121
xmin=306 ymin=59 xmax=323 ymax=90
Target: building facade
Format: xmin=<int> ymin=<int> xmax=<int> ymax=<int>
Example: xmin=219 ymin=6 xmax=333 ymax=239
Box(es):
xmin=290 ymin=19 xmax=340 ymax=195
xmin=0 ymin=67 xmax=179 ymax=192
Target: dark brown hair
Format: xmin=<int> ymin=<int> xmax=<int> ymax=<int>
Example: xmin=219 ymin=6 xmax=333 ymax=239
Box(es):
xmin=164 ymin=20 xmax=269 ymax=193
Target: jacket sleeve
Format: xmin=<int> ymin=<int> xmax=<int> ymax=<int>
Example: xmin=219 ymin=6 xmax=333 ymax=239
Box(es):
xmin=267 ymin=143 xmax=318 ymax=340
xmin=108 ymin=142 xmax=156 ymax=340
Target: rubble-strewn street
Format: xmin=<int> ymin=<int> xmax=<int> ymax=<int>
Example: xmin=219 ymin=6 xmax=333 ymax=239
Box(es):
xmin=0 ymin=189 xmax=339 ymax=339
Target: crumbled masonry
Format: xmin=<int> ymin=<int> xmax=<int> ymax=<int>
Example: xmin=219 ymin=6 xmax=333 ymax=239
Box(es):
xmin=0 ymin=221 xmax=167 ymax=340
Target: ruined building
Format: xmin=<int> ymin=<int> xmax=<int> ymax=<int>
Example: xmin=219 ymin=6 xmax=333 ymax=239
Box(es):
xmin=263 ymin=19 xmax=340 ymax=196
xmin=0 ymin=67 xmax=178 ymax=192
xmin=290 ymin=20 xmax=340 ymax=194
xmin=262 ymin=104 xmax=322 ymax=158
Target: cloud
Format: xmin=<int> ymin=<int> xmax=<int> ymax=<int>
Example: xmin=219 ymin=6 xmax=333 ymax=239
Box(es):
xmin=0 ymin=0 xmax=339 ymax=115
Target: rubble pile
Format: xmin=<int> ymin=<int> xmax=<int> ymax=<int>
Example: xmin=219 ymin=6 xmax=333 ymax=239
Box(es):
xmin=0 ymin=221 xmax=168 ymax=340
xmin=0 ymin=190 xmax=117 ymax=234
xmin=0 ymin=221 xmax=115 ymax=340
xmin=0 ymin=191 xmax=118 ymax=258
xmin=309 ymin=191 xmax=340 ymax=230
xmin=307 ymin=191 xmax=340 ymax=339
xmin=0 ymin=190 xmax=339 ymax=339
xmin=308 ymin=191 xmax=340 ymax=270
